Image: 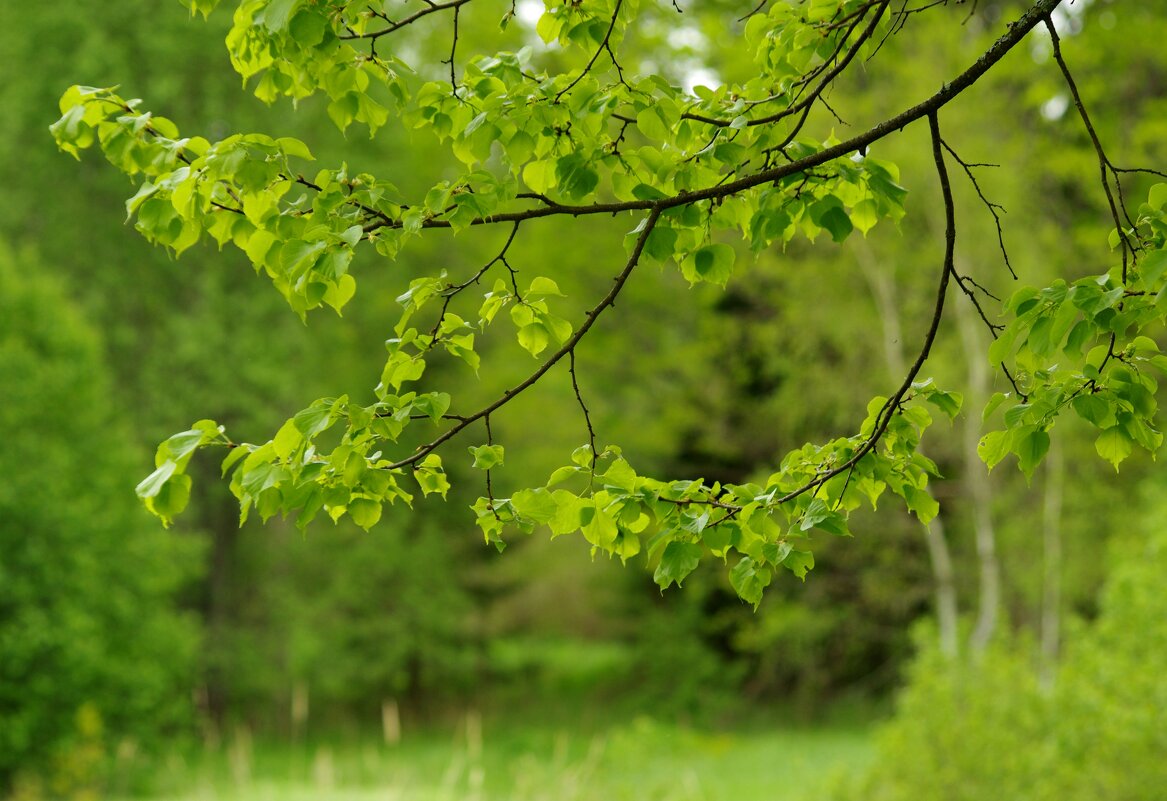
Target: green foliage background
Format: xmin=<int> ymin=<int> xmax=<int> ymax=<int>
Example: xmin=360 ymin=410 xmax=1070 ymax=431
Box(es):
xmin=0 ymin=248 xmax=198 ymax=790
xmin=834 ymin=483 xmax=1167 ymax=801
xmin=2 ymin=0 xmax=1166 ymax=797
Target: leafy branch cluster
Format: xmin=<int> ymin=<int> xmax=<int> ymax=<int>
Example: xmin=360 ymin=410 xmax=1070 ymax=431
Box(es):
xmin=51 ymin=0 xmax=1166 ymax=606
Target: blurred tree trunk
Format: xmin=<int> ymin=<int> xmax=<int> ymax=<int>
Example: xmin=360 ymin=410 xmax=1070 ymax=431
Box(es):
xmin=858 ymin=242 xmax=959 ymax=657
xmin=202 ymin=491 xmax=240 ymax=731
xmin=954 ymin=279 xmax=1001 ymax=654
xmin=1040 ymin=437 xmax=1064 ymax=688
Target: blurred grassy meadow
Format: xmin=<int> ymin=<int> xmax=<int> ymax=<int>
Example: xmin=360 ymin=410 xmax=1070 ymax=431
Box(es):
xmin=4 ymin=1 xmax=1167 ymax=800
xmin=109 ymin=718 xmax=871 ymax=801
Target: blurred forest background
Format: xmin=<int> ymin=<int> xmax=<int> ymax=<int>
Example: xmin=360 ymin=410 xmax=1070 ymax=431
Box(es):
xmin=2 ymin=0 xmax=1166 ymax=799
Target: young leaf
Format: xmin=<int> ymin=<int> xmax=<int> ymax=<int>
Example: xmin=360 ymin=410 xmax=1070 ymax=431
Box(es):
xmin=653 ymin=541 xmax=702 ymax=589
xmin=348 ymin=498 xmax=383 ymax=531
xmin=1095 ymin=426 xmax=1133 ymax=471
xmin=729 ymin=557 xmax=772 ymax=609
xmin=469 ymin=444 xmax=505 ymax=470
xmin=1015 ymin=427 xmax=1051 ymax=479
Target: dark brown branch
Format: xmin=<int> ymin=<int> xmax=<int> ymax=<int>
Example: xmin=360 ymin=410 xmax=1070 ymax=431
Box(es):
xmin=484 ymin=412 xmax=498 ymax=516
xmin=569 ymin=350 xmax=598 ymax=482
xmin=682 ymin=1 xmax=889 ymax=131
xmin=385 ymin=206 xmax=664 ymax=470
xmin=772 ymin=110 xmax=956 ymax=506
xmin=210 ymin=200 xmax=245 ymax=216
xmin=679 ymin=109 xmax=961 ymax=515
xmin=362 ymin=0 xmax=1061 ymax=234
xmin=339 ymin=0 xmax=472 ymax=43
xmin=1044 ymin=15 xmax=1131 ymax=279
xmin=443 ymin=4 xmax=461 ymax=91
xmin=426 ymin=221 xmax=521 ymax=343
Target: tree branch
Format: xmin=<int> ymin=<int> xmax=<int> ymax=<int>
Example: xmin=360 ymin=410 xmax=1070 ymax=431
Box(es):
xmin=1044 ymin=15 xmax=1132 ymax=279
xmin=681 ymin=0 xmax=890 ymax=132
xmin=339 ymin=0 xmax=473 ymax=43
xmin=554 ymin=0 xmax=626 ymax=102
xmin=386 ymin=206 xmax=664 ymax=470
xmin=364 ymin=0 xmax=1061 ymax=233
xmin=569 ymin=349 xmax=599 ymax=484
xmin=772 ymin=109 xmax=956 ymax=506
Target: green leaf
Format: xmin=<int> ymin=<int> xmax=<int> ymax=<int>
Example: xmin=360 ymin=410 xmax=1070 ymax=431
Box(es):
xmin=1072 ymin=393 xmax=1116 ymax=429
xmin=293 ymin=403 xmax=333 ymax=438
xmin=1140 ymin=249 xmax=1167 ymax=288
xmin=982 ymin=392 xmax=1010 ymax=422
xmin=511 ymin=488 xmax=557 ymax=522
xmin=636 ymin=107 xmax=669 ymax=141
xmin=414 ymin=455 xmax=450 ymax=498
xmin=644 ymin=226 xmax=678 ymax=262
xmin=988 ymin=326 xmax=1019 ymax=365
xmin=147 ymin=473 xmax=192 ymax=524
xmin=902 ymin=485 xmax=939 ymax=524
xmin=517 ymin=322 xmax=550 ymax=356
xmin=1015 ymin=427 xmax=1051 ymax=479
xmin=729 ymin=557 xmax=772 ymax=609
xmin=1064 ymin=320 xmax=1094 ymax=357
xmin=1149 ymin=183 xmax=1167 ymax=211
xmin=547 ymin=465 xmax=581 ymax=487
xmin=1095 ymin=426 xmax=1133 ymax=471
xmin=681 ymin=244 xmax=735 ymax=287
xmin=924 ymin=390 xmax=962 ymax=420
xmin=288 ymin=9 xmax=327 ymax=46
xmin=1047 ymin=300 xmax=1080 ymax=352
xmin=654 ymin=541 xmax=702 ymax=589
xmin=522 ymin=160 xmax=556 ymax=193
xmin=262 ymin=0 xmax=303 ymax=32
xmin=412 ymin=392 xmax=451 ymax=424
xmin=782 ymin=549 xmax=815 ymax=580
xmin=1004 ymin=403 xmax=1031 ymax=429
xmin=276 ymin=136 xmax=314 ymax=161
xmin=348 ymin=498 xmax=382 ymax=531
xmin=601 ymin=458 xmax=638 ymax=492
xmin=556 ymin=153 xmax=599 ymax=199
xmin=548 ymin=490 xmax=585 ymax=535
xmin=469 ymin=444 xmax=505 ymax=470
xmin=136 ymin=460 xmax=178 ymax=500
xmin=977 ymin=430 xmax=1012 ymax=470
xmin=580 ymin=501 xmax=619 ymax=549
xmin=818 ymin=206 xmax=853 ymax=243
xmin=221 ymin=445 xmax=249 ymax=477
xmin=702 ymin=525 xmax=734 ymax=555
xmin=527 ymin=277 xmax=564 ymax=297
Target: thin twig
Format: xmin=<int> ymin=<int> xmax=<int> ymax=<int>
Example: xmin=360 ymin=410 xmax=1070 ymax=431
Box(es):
xmin=772 ymin=110 xmax=956 ymax=506
xmin=385 ymin=206 xmax=664 ymax=470
xmin=358 ymin=0 xmax=1061 ymax=233
xmin=554 ymin=0 xmax=625 ymax=102
xmin=569 ymin=350 xmax=598 ymax=485
xmin=443 ymin=4 xmax=461 ymax=91
xmin=484 ymin=413 xmax=499 ymax=517
xmin=1044 ymin=15 xmax=1132 ymax=279
xmin=339 ymin=0 xmax=472 ymax=43
xmin=940 ymin=136 xmax=1015 ymax=279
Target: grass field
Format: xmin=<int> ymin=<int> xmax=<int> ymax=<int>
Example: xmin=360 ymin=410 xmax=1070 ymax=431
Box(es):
xmin=111 ymin=716 xmax=872 ymax=801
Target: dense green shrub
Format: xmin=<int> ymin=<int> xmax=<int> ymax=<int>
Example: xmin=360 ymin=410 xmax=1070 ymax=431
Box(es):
xmin=836 ymin=502 xmax=1167 ymax=801
xmin=0 ymin=246 xmax=200 ymax=795
xmin=1045 ymin=524 xmax=1167 ymax=800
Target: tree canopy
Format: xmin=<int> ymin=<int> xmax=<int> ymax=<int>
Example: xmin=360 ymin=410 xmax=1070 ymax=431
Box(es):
xmin=51 ymin=0 xmax=1167 ymax=605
